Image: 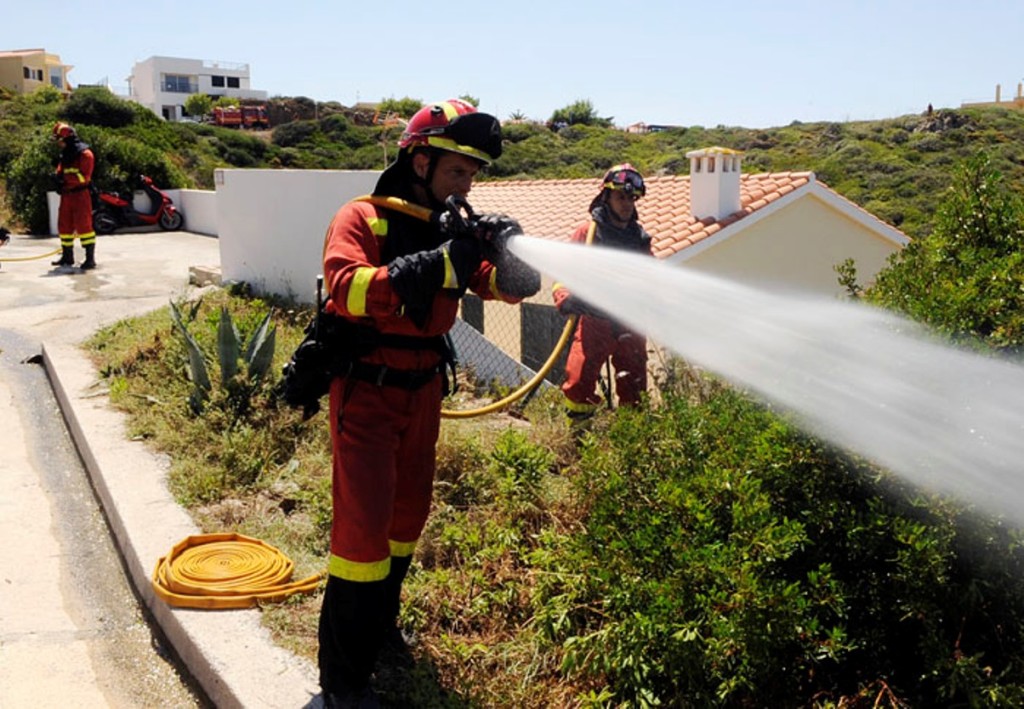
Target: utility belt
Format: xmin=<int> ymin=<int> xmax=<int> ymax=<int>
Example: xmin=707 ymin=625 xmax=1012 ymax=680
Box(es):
xmin=279 ymin=308 xmax=456 ymax=420
xmin=64 ymin=183 xmax=90 ymax=193
xmin=339 ymin=359 xmax=442 ymax=390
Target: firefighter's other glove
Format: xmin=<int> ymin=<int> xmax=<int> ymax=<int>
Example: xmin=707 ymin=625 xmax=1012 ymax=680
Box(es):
xmin=52 ymin=174 xmax=64 ymax=194
xmin=388 ymin=239 xmax=482 ymax=314
xmin=442 ymin=237 xmax=483 ymax=290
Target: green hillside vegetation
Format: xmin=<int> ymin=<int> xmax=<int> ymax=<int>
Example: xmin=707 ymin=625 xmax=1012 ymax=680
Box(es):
xmin=6 ymin=86 xmax=1024 ymax=706
xmin=5 ymin=86 xmax=1024 ymax=243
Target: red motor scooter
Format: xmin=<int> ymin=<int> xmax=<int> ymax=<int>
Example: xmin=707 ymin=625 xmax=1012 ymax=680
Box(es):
xmin=92 ymin=175 xmax=184 ymax=234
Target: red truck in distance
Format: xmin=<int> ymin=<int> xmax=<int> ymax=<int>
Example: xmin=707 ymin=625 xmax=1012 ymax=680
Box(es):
xmin=211 ymin=105 xmax=268 ymax=129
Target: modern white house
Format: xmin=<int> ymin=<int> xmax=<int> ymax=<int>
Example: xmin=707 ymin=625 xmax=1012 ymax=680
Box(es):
xmin=126 ymin=56 xmax=268 ymax=121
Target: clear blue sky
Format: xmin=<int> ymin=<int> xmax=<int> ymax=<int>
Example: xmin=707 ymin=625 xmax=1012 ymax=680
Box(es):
xmin=4 ymin=1 xmax=1022 ymax=129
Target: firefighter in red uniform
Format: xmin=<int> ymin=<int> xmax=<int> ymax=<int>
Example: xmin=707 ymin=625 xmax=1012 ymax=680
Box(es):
xmin=553 ymin=164 xmax=652 ymax=420
xmin=51 ymin=122 xmax=97 ymax=270
xmin=317 ymin=99 xmax=539 ymax=707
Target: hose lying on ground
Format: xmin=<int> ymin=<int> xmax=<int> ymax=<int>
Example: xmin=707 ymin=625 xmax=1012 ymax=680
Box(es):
xmin=152 ymin=532 xmax=323 ymax=610
xmin=0 ymin=247 xmax=62 ymax=263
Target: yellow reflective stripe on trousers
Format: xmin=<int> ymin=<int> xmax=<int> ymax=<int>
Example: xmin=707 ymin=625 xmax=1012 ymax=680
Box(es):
xmin=346 ymin=266 xmax=377 ymax=316
xmin=328 ymin=553 xmax=390 ymax=582
xmin=389 ymin=539 xmax=417 ymax=557
xmin=564 ymin=398 xmax=599 ymax=415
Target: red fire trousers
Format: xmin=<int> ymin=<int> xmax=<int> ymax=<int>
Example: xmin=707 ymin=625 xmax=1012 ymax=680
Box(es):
xmin=562 ymin=315 xmax=648 ymax=409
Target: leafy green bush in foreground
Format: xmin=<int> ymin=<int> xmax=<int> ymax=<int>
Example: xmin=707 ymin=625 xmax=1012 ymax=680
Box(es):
xmin=524 ymin=392 xmax=1024 ymax=706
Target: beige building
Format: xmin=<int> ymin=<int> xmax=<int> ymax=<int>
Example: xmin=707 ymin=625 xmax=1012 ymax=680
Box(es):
xmin=962 ymin=83 xmax=1024 ymax=111
xmin=0 ymin=48 xmax=72 ymax=95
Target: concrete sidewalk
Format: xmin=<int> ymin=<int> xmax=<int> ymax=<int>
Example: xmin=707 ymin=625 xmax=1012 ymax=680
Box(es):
xmin=0 ymin=232 xmax=321 ymax=708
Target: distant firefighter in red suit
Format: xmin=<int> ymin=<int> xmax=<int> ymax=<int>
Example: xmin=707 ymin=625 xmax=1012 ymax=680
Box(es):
xmin=52 ymin=122 xmax=97 ymax=270
xmin=553 ymin=163 xmax=653 ymax=421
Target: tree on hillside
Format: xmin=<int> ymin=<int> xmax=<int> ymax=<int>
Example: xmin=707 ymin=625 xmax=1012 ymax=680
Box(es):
xmin=61 ymin=86 xmax=136 ymax=128
xmin=867 ymin=153 xmax=1024 ymax=351
xmin=212 ymin=96 xmax=240 ymax=109
xmin=378 ymin=96 xmax=423 ymax=119
xmin=184 ymin=93 xmax=212 ymax=119
xmin=549 ymin=99 xmax=613 ymax=129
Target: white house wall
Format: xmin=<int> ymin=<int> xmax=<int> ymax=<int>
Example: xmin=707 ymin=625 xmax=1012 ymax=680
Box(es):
xmin=681 ymin=193 xmax=900 ymax=295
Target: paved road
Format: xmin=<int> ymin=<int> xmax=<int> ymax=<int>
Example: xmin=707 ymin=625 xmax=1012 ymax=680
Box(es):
xmin=0 ymin=232 xmax=320 ymax=708
xmin=0 ymin=327 xmax=202 ymax=708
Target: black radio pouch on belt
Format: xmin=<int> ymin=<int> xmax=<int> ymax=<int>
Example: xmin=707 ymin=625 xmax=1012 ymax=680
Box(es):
xmin=279 ymin=276 xmax=361 ymax=421
xmin=279 ymin=276 xmax=456 ymax=420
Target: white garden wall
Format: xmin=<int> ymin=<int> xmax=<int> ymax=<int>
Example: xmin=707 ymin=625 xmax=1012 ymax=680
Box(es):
xmin=214 ymin=169 xmax=379 ymax=302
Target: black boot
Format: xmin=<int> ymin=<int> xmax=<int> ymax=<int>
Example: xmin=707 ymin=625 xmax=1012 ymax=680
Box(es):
xmin=380 ymin=555 xmax=415 ymax=664
xmin=318 ymin=576 xmax=387 ymax=704
xmin=51 ymin=246 xmax=74 ymax=267
xmin=80 ymin=244 xmax=96 ymax=270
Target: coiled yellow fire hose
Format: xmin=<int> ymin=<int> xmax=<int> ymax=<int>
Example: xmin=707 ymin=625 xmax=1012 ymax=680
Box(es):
xmin=352 ymin=195 xmax=591 ymax=419
xmin=152 ymin=533 xmax=323 ymax=609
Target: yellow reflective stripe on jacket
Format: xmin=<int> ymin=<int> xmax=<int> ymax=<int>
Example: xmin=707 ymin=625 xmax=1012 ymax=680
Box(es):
xmin=65 ymin=167 xmax=86 ymax=183
xmin=341 ymin=211 xmax=389 ymax=315
xmin=389 ymin=539 xmax=417 ymax=557
xmin=328 ymin=553 xmax=390 ymax=582
xmin=366 ymin=215 xmax=388 ymax=237
xmin=346 ymin=267 xmax=377 ymax=316
xmin=442 ymin=247 xmax=457 ymax=288
xmin=488 ymin=268 xmax=501 ymax=299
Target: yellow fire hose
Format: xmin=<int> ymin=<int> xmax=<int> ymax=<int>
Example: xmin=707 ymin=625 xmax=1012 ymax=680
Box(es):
xmin=351 ymin=195 xmax=593 ymax=419
xmin=0 ymin=247 xmax=62 ymax=262
xmin=152 ymin=533 xmax=323 ymax=609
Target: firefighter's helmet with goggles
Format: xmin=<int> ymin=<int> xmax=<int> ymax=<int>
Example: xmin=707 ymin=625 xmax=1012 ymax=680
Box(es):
xmin=53 ymin=122 xmax=76 ymax=140
xmin=601 ymin=163 xmax=645 ymax=197
xmin=399 ymin=99 xmax=502 ymax=164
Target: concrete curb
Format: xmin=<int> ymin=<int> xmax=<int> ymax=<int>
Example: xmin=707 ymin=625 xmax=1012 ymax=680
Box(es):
xmin=42 ymin=341 xmax=321 ymax=708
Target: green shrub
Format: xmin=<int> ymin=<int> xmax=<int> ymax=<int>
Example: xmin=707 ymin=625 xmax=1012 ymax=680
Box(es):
xmin=60 ymin=86 xmax=137 ymax=128
xmin=272 ymin=120 xmax=318 ymax=148
xmin=531 ymin=390 xmax=1024 ymax=706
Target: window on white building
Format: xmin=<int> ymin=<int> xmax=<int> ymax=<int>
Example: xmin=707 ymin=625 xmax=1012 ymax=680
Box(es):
xmin=211 ymin=75 xmax=225 ymax=87
xmin=163 ymin=74 xmax=196 ymax=93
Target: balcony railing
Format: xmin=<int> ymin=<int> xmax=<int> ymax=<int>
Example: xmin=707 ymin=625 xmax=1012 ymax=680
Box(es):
xmin=163 ymin=80 xmax=199 ymax=94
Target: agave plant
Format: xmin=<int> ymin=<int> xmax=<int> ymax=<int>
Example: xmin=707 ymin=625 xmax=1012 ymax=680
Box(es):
xmin=169 ymin=299 xmax=277 ymax=413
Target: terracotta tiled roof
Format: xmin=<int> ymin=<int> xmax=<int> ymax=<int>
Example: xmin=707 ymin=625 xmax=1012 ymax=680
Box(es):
xmin=469 ymin=171 xmax=823 ymax=259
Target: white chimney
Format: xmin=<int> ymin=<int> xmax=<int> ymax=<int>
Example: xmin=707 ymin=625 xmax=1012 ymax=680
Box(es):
xmin=686 ymin=146 xmax=743 ymax=221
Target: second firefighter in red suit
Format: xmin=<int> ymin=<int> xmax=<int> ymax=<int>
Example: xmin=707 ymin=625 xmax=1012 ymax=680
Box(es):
xmin=553 ymin=164 xmax=653 ymax=419
xmin=316 ymin=99 xmax=540 ymax=706
xmin=52 ymin=122 xmax=97 ymax=270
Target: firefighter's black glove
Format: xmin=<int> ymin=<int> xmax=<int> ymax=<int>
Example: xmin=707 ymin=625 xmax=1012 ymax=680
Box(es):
xmin=388 ymin=239 xmax=482 ymax=325
xmin=475 ymin=213 xmax=523 ymax=258
xmin=52 ymin=174 xmax=64 ymax=194
xmin=474 ymin=214 xmax=540 ymax=299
